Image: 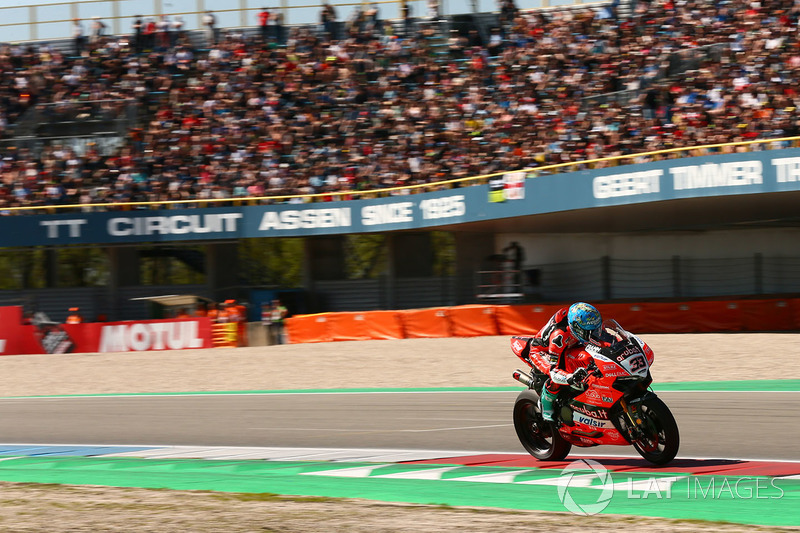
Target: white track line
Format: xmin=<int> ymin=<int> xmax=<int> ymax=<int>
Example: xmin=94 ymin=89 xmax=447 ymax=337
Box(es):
xmin=0 ymin=389 xmax=796 ymax=400
xmin=0 ymin=443 xmax=798 ymax=465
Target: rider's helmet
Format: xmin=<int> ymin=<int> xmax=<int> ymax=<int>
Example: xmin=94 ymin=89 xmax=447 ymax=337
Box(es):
xmin=567 ymin=302 xmax=603 ymax=346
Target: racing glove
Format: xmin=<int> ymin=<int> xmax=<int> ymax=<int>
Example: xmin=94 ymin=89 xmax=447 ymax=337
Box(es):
xmin=550 ymin=367 xmax=587 ymax=386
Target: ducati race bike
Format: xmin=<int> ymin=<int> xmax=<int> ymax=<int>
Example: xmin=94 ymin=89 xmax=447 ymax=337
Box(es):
xmin=511 ymin=320 xmax=680 ymax=465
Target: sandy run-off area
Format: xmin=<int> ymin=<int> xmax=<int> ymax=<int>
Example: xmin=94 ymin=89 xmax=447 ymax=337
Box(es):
xmin=0 ymin=333 xmax=796 ymax=396
xmin=0 ymin=333 xmax=797 ymax=532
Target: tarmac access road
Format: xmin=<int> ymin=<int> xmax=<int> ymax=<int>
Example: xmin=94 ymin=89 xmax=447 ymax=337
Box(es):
xmin=0 ymin=390 xmax=794 ymax=461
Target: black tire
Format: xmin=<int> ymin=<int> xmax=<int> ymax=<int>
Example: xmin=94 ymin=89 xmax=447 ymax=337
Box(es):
xmin=631 ymin=396 xmax=680 ymax=465
xmin=513 ymin=389 xmax=572 ymax=461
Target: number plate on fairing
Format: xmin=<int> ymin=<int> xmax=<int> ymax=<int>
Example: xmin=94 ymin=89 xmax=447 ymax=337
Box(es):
xmin=614 ymin=344 xmax=649 ymax=377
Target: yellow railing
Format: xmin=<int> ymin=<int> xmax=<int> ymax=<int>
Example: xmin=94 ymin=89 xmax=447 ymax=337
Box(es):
xmin=4 ymin=136 xmax=799 ymax=216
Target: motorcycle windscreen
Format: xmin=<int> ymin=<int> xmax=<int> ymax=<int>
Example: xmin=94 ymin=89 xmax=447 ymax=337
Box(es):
xmin=591 ymin=319 xmax=650 ymax=377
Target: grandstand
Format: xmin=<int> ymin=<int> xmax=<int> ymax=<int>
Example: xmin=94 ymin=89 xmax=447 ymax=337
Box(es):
xmin=1 ymin=0 xmax=800 ymax=324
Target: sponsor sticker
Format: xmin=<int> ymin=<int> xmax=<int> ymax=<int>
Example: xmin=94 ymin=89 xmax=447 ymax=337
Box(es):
xmin=584 ymin=389 xmax=601 ymax=400
xmin=576 ymin=415 xmax=610 ymax=428
xmin=572 ymin=404 xmax=610 ymax=420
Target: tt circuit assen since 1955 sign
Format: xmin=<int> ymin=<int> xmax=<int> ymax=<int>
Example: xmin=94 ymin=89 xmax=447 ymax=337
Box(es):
xmin=6 ymin=148 xmax=800 ymax=248
xmin=9 ymin=192 xmax=473 ymax=247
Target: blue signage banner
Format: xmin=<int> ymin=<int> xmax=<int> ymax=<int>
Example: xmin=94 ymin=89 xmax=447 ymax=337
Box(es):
xmin=3 ymin=148 xmax=800 ymax=247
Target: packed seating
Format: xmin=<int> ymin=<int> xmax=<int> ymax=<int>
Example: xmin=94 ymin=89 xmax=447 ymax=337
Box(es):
xmin=0 ymin=0 xmax=798 ymax=208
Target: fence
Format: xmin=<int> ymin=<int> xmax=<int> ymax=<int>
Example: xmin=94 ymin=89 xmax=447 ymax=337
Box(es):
xmin=300 ymin=252 xmax=800 ymax=312
xmin=523 ymin=254 xmax=800 ymax=303
xmin=2 ymin=251 xmax=799 ymax=322
xmin=0 ymin=0 xmax=603 ymax=43
xmin=297 ymin=254 xmax=800 ymax=313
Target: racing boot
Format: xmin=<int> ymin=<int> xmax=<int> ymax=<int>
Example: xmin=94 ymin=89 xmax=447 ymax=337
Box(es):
xmin=539 ymin=388 xmax=557 ymax=422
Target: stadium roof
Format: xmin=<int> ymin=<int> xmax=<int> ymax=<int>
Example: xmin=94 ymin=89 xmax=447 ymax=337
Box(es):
xmin=435 ymin=191 xmax=800 ymax=234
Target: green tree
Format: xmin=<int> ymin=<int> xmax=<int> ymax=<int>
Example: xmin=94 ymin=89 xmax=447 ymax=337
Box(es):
xmin=345 ymin=234 xmax=386 ymax=279
xmin=431 ymin=231 xmax=455 ymax=277
xmin=58 ymin=246 xmax=108 ymax=287
xmin=0 ymin=248 xmax=47 ymax=289
xmin=139 ymin=246 xmax=206 ymax=286
xmin=238 ymin=238 xmax=304 ymax=287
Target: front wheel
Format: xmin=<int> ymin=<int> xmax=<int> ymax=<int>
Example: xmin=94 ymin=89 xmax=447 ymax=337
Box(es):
xmin=631 ymin=396 xmax=680 ymax=465
xmin=513 ymin=390 xmax=571 ymax=461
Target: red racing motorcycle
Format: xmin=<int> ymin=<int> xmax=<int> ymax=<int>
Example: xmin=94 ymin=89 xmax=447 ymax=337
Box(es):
xmin=511 ymin=320 xmax=680 ymax=465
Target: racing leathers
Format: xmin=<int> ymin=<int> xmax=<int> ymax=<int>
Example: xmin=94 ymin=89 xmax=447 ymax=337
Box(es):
xmin=513 ymin=307 xmax=593 ymax=422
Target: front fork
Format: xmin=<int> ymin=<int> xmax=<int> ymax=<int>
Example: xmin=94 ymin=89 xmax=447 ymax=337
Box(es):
xmin=619 ymin=397 xmax=647 ymax=441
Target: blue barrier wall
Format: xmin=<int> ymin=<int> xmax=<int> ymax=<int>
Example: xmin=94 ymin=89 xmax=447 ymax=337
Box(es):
xmin=5 ymin=148 xmax=800 ymax=248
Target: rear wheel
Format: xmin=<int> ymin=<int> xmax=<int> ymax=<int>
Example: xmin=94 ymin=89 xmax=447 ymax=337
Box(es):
xmin=513 ymin=390 xmax=572 ymax=461
xmin=631 ymin=396 xmax=680 ymax=465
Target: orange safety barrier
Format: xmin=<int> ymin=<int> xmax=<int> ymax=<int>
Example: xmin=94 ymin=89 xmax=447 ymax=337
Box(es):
xmin=447 ymin=305 xmax=499 ymax=337
xmin=741 ymin=299 xmax=794 ymax=331
xmin=399 ymin=308 xmax=451 ymax=338
xmin=285 ymin=313 xmax=333 ymax=344
xmin=683 ymin=301 xmax=743 ymax=333
xmin=328 ymin=311 xmax=404 ymax=341
xmin=785 ymin=299 xmax=800 ymax=331
xmin=211 ymin=322 xmax=238 ymax=347
xmin=596 ymin=303 xmax=651 ymax=332
xmin=604 ymin=299 xmax=800 ymax=333
xmin=282 ymin=297 xmax=800 ymax=344
xmin=790 ymin=299 xmax=800 ymax=330
xmin=495 ymin=304 xmax=563 ymax=335
xmin=601 ymin=302 xmax=707 ymax=333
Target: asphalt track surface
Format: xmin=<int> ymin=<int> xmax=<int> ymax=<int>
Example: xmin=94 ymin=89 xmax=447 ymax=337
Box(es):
xmin=0 ymin=390 xmax=796 ymax=461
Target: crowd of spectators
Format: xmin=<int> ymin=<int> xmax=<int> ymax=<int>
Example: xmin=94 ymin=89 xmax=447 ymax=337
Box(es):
xmin=1 ymin=0 xmax=800 ymax=208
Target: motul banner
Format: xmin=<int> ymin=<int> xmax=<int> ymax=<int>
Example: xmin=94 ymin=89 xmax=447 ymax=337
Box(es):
xmin=92 ymin=319 xmax=212 ymax=352
xmin=0 ymin=306 xmax=213 ymax=355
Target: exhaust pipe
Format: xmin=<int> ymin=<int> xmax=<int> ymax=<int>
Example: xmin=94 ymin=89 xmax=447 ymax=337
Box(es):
xmin=513 ymin=369 xmax=534 ymax=388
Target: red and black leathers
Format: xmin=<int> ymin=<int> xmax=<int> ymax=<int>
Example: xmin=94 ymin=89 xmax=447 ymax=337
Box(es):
xmin=521 ymin=307 xmax=593 ymax=395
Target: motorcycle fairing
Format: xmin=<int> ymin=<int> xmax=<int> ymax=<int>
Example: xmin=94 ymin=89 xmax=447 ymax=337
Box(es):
xmin=561 ymin=393 xmax=628 ymax=446
xmin=585 ymin=321 xmax=652 ymax=378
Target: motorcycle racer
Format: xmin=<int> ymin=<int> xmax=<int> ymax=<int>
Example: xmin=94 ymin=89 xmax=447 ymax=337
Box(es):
xmin=511 ymin=305 xmax=680 ymax=464
xmin=524 ymin=302 xmax=603 ymax=422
